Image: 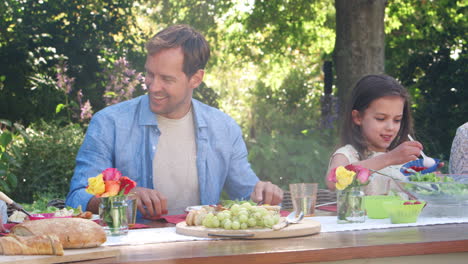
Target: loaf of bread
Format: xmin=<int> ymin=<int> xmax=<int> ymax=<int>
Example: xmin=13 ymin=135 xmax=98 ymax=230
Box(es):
xmin=11 ymin=218 xmax=106 ymax=249
xmin=0 ymin=234 xmax=63 ymax=255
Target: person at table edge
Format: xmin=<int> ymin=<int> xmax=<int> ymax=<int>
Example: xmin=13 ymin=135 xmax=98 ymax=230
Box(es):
xmin=65 ymin=24 xmax=283 ymax=217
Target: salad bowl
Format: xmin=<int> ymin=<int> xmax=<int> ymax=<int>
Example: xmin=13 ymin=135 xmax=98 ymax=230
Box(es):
xmin=395 ymin=174 xmax=468 ymax=205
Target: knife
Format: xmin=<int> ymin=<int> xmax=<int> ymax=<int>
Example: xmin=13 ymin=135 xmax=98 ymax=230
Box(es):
xmin=0 ymin=191 xmax=32 ymax=217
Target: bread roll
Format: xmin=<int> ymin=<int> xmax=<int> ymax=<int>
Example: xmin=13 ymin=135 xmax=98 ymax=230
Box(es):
xmin=186 ymin=210 xmax=196 ymax=226
xmin=0 ymin=234 xmax=63 ymax=255
xmin=11 ymin=218 xmax=106 ymax=249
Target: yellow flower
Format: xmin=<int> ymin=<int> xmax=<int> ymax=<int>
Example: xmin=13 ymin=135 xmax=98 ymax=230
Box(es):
xmin=335 ymin=166 xmax=356 ymax=190
xmin=86 ymin=174 xmax=105 ymax=195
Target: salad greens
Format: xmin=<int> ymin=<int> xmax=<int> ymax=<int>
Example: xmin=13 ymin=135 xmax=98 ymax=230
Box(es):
xmin=21 ymin=201 xmax=82 ymax=215
xmin=406 ymin=173 xmax=468 ymax=198
xmin=409 ymin=172 xmax=454 ymax=183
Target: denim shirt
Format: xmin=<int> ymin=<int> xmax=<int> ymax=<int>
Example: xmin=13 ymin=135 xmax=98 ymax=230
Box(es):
xmin=66 ymin=95 xmax=259 ymax=210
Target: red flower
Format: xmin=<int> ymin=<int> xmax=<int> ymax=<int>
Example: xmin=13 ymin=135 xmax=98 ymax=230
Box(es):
xmin=102 ymin=168 xmax=122 ymax=181
xmin=119 ymin=177 xmax=136 ymax=195
xmin=345 ymin=164 xmax=370 ymax=184
xmin=99 ymin=180 xmax=121 ymax=197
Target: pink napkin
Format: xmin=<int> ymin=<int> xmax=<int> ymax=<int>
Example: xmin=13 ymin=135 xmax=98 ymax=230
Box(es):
xmin=316 ymin=205 xmax=337 ymax=212
xmin=280 ymin=210 xmax=290 ymax=217
xmin=4 ymin=223 xmax=17 ymax=230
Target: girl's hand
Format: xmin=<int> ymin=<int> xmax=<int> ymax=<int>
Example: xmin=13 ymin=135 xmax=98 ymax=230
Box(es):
xmin=386 ymin=141 xmax=423 ymax=165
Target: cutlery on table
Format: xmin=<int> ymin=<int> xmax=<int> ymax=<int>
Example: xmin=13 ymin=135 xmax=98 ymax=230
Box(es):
xmin=0 ymin=191 xmax=32 ymax=217
xmin=407 ymin=135 xmax=436 ymax=168
xmin=272 ymin=211 xmax=304 ymax=231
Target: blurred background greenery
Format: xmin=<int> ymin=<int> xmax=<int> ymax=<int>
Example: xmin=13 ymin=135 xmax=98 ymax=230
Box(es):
xmin=0 ymin=0 xmax=466 ymax=203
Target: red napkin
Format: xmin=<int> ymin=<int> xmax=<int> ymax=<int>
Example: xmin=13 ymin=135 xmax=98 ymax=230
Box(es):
xmin=129 ymin=223 xmax=151 ymax=229
xmin=160 ymin=214 xmax=187 ymax=224
xmin=280 ymin=210 xmax=290 ymax=217
xmin=4 ymin=223 xmax=17 ymax=230
xmin=316 ymin=205 xmax=337 ymax=212
xmin=143 ymin=213 xmax=187 ymax=224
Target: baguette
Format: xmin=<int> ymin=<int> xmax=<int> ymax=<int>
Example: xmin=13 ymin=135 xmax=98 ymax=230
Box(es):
xmin=11 ymin=218 xmax=106 ymax=249
xmin=0 ymin=234 xmax=63 ymax=255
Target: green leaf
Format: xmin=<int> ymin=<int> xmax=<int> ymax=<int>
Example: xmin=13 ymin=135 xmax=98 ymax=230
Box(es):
xmin=0 ymin=180 xmax=10 ymax=192
xmin=0 ymin=119 xmax=12 ymax=127
xmin=56 ymin=104 xmax=65 ymax=114
xmin=7 ymin=172 xmax=18 ymax=188
xmin=0 ymin=132 xmax=13 ymax=148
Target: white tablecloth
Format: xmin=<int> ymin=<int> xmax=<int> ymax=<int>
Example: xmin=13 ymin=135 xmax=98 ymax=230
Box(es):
xmin=103 ymin=216 xmax=468 ymax=246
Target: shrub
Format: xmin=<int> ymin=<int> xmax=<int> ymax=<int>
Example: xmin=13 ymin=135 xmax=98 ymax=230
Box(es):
xmin=10 ymin=122 xmax=84 ymax=203
xmin=0 ymin=119 xmax=22 ymax=193
xmin=247 ymin=131 xmax=336 ymax=190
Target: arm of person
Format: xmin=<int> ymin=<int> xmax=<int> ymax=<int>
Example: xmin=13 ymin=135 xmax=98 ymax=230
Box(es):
xmin=223 ymin=122 xmax=283 ymax=205
xmin=325 ymin=141 xmax=423 ymax=191
xmin=65 ymin=113 xmax=115 ymax=213
xmin=450 ymin=124 xmax=468 ymax=174
xmin=0 ymin=216 xmax=5 ymax=233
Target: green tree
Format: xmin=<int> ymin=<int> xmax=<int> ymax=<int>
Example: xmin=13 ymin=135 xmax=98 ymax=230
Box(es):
xmin=386 ymin=0 xmax=468 ymax=159
xmin=0 ymin=0 xmax=145 ymax=125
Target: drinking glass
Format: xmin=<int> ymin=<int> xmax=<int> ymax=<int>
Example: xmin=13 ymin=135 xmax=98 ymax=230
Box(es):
xmin=289 ymin=183 xmax=318 ymax=217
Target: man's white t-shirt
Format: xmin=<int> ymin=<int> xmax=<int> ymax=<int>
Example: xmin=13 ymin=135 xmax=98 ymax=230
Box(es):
xmin=153 ymin=108 xmax=200 ymax=215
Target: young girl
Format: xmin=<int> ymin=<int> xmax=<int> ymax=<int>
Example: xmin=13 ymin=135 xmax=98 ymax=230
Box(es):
xmin=326 ymin=74 xmax=423 ymax=195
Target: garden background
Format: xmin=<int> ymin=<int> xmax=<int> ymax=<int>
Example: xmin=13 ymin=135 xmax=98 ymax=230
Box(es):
xmin=0 ymin=0 xmax=466 ymax=206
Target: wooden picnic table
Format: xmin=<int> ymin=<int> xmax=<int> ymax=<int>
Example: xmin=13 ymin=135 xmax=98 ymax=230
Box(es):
xmin=74 ymin=210 xmax=468 ymax=264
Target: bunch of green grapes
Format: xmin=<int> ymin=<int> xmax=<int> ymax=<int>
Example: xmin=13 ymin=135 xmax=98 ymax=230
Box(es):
xmin=202 ymin=202 xmax=281 ymax=230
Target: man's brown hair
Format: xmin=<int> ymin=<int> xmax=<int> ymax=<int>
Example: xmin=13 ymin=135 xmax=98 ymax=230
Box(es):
xmin=145 ymin=24 xmax=210 ymax=78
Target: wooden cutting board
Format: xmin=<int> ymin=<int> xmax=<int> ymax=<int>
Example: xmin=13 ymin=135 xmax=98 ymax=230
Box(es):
xmin=176 ymin=218 xmax=321 ymax=239
xmin=0 ymin=246 xmax=120 ymax=264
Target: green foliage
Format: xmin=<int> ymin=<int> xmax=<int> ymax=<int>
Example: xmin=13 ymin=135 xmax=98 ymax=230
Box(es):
xmin=246 ymin=69 xmax=338 ymax=190
xmin=0 ymin=0 xmax=144 ymax=125
xmin=21 ymin=192 xmax=60 ymax=213
xmin=247 ymin=132 xmax=335 ymax=190
xmin=193 ymin=82 xmax=219 ymax=108
xmin=9 ymin=122 xmax=84 ymax=203
xmin=386 ymin=0 xmax=468 ymax=159
xmin=0 ymin=120 xmax=25 ymax=193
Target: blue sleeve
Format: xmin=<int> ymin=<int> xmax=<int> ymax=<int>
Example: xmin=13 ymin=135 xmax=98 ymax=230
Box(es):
xmin=65 ymin=112 xmax=115 ymax=210
xmin=224 ymin=122 xmax=259 ymax=201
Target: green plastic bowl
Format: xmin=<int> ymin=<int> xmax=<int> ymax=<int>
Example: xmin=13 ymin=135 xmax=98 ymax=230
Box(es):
xmin=364 ymin=195 xmax=401 ymax=219
xmin=383 ymin=200 xmax=426 ymax=224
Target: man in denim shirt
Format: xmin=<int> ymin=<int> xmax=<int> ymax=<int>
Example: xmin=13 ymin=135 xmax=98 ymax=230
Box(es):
xmin=66 ymin=25 xmax=283 ymax=217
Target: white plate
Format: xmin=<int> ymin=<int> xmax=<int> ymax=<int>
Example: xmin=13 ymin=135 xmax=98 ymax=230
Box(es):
xmin=184 ymin=205 xmax=204 ymax=213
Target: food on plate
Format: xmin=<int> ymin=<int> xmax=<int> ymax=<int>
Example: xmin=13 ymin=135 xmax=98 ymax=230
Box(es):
xmin=73 ymin=211 xmax=93 ymax=219
xmin=8 ymin=210 xmax=27 ymax=223
xmin=403 ymin=166 xmax=427 ymax=174
xmin=186 ymin=202 xmax=281 ymax=230
xmin=0 ymin=234 xmax=63 ymax=256
xmin=8 ymin=204 xmax=93 ymax=223
xmin=53 ymin=207 xmax=75 ymax=217
xmin=11 ymin=218 xmax=106 ymax=249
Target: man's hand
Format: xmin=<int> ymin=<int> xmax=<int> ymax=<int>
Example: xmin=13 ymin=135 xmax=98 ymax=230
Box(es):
xmin=86 ymin=187 xmax=168 ymax=218
xmin=133 ymin=187 xmax=168 ymax=218
xmin=250 ymin=181 xmax=283 ymax=205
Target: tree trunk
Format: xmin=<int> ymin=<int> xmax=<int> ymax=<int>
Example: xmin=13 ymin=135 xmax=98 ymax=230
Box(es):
xmin=334 ymin=0 xmax=387 ymax=112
